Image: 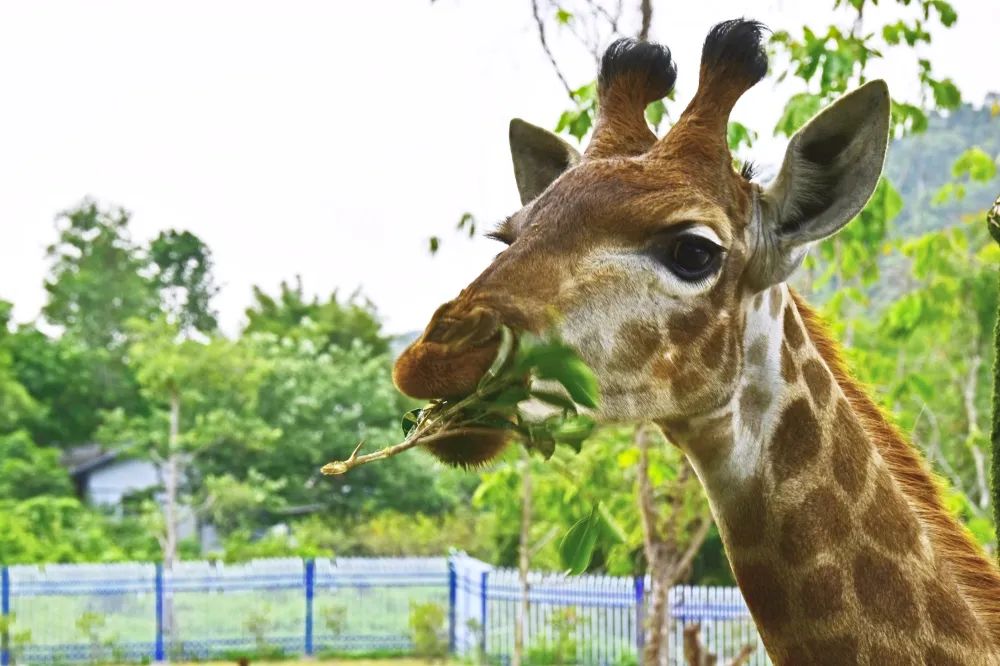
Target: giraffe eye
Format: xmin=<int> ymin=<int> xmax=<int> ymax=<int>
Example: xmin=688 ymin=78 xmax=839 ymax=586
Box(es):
xmin=652 ymin=233 xmax=724 ymax=282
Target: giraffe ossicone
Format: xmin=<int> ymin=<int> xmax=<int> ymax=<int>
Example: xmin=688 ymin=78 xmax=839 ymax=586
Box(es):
xmin=393 ymin=18 xmax=1000 ymax=664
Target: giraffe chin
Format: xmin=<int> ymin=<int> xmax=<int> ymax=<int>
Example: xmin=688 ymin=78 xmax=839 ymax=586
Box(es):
xmin=422 ymin=430 xmax=511 ymax=468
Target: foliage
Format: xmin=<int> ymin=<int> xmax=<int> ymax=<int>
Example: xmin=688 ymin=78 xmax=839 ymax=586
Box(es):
xmin=244 ymin=277 xmax=389 ymax=356
xmin=6 ymin=325 xmax=143 ymax=446
xmin=0 ymin=497 xmax=150 ymax=564
xmin=243 ymin=332 xmax=463 ymax=517
xmin=0 ymin=430 xmax=73 ymax=500
xmin=148 ymin=230 xmax=220 ymax=335
xmin=43 ymin=201 xmax=157 ymax=351
xmin=525 ymin=607 xmax=580 ymax=665
xmin=407 ymin=601 xmax=449 ymax=660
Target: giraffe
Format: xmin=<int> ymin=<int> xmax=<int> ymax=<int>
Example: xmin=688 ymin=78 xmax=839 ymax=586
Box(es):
xmin=392 ymin=19 xmax=1000 ymax=664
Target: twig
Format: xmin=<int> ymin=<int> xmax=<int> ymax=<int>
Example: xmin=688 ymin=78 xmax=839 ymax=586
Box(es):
xmin=531 ymin=0 xmax=575 ymax=98
xmin=321 ymin=427 xmax=505 ymax=476
xmin=637 ymin=0 xmax=653 ymax=41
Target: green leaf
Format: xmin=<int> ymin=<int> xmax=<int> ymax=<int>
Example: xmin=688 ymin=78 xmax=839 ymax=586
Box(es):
xmin=775 ymin=93 xmax=823 ymax=136
xmin=929 ymin=77 xmax=961 ymax=109
xmin=555 ymin=8 xmax=572 ymax=24
xmin=478 ymin=325 xmax=516 ymax=390
xmin=529 ymin=389 xmax=579 ymax=413
xmin=428 ymin=236 xmax=440 ymax=255
xmin=645 ymin=100 xmax=666 ymax=131
xmin=401 ymin=408 xmax=423 ymax=436
xmin=552 ymin=414 xmax=597 ymax=452
xmin=559 ymin=506 xmax=601 ymax=575
xmin=596 ymin=504 xmax=626 ymax=545
xmin=952 ymin=147 xmax=997 ymax=183
xmin=516 ymin=339 xmax=600 ymax=408
xmin=726 ymin=121 xmax=756 ymax=152
xmin=457 ymin=212 xmax=476 ymax=237
xmin=526 ymin=425 xmax=556 ymax=459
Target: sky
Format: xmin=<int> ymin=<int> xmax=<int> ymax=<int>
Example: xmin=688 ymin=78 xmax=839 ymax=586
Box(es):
xmin=1 ymin=0 xmax=998 ymax=336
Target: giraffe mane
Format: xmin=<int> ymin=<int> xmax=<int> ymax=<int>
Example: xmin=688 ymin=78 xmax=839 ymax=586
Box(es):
xmin=791 ymin=289 xmax=1000 ymax=647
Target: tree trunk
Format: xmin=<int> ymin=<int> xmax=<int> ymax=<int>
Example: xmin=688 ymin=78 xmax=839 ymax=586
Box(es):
xmin=636 ymin=425 xmax=714 ymax=665
xmin=637 ymin=425 xmax=669 ymax=666
xmin=989 ymin=195 xmax=1000 ymax=551
xmin=165 ymin=389 xmax=181 ymax=569
xmin=162 ymin=388 xmax=181 ymax=652
xmin=513 ymin=448 xmax=532 ymax=666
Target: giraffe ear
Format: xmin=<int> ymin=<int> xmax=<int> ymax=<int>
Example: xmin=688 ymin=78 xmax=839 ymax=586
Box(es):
xmin=509 ymin=118 xmax=581 ymax=205
xmin=752 ymin=80 xmax=891 ymax=287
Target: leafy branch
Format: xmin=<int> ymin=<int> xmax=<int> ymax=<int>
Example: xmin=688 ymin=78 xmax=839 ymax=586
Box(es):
xmin=321 ymin=327 xmax=601 ymax=476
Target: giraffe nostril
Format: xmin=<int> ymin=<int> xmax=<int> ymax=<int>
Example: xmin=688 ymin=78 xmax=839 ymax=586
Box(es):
xmin=425 ymin=307 xmax=501 ymax=348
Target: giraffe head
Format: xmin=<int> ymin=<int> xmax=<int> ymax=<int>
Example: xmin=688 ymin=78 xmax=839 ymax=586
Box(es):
xmin=394 ymin=19 xmax=890 ymax=465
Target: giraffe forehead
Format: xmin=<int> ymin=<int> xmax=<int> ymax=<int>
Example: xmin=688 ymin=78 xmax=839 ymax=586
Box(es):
xmin=510 ymin=157 xmax=749 ymax=248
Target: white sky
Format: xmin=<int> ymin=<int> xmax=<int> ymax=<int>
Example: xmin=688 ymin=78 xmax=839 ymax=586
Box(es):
xmin=1 ymin=0 xmax=997 ymax=335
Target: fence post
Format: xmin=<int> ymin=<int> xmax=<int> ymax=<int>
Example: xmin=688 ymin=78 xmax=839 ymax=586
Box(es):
xmin=633 ymin=575 xmax=645 ymax=655
xmin=304 ymin=559 xmax=315 ymax=657
xmin=154 ymin=563 xmax=164 ymax=663
xmin=1 ymin=566 xmax=10 ymax=666
xmin=447 ymin=558 xmax=457 ymax=654
xmin=479 ymin=570 xmax=488 ymax=656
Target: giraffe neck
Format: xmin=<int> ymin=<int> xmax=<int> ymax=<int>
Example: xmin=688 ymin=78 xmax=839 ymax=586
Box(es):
xmin=660 ymin=283 xmax=999 ymax=665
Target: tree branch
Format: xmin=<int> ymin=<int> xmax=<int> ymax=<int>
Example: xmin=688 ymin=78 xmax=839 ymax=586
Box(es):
xmin=320 ymin=427 xmax=502 ymax=475
xmin=637 ymin=0 xmax=653 ymax=41
xmin=531 ymin=0 xmax=575 ymax=98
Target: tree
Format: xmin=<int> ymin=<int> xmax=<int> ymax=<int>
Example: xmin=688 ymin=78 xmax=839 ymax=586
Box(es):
xmin=988 ymin=194 xmax=1000 ymax=540
xmin=634 ymin=426 xmax=712 ymax=666
xmin=43 ymin=201 xmax=157 ymax=350
xmin=149 ymin=230 xmax=220 ymax=335
xmin=0 ymin=430 xmax=74 ymax=500
xmin=101 ymin=317 xmax=274 ymax=567
xmin=0 ymin=301 xmax=40 ymax=435
xmin=244 ymin=278 xmax=389 ymax=356
xmin=7 ymin=325 xmax=145 ymax=446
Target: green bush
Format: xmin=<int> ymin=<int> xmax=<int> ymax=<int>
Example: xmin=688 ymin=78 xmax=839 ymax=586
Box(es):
xmin=408 ymin=601 xmax=448 ymax=660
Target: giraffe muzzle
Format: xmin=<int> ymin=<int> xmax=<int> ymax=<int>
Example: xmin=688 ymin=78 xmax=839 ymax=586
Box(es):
xmin=393 ymin=301 xmax=504 ymax=400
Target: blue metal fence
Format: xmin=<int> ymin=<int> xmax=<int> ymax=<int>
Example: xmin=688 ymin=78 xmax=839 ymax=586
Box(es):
xmin=0 ymin=555 xmax=766 ymax=665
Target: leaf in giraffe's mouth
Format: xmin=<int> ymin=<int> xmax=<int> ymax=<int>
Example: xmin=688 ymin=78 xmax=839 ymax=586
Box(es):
xmin=320 ymin=326 xmax=601 ymax=474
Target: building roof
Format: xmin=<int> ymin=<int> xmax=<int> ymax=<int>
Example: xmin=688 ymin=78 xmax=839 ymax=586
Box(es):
xmin=60 ymin=443 xmax=120 ymax=478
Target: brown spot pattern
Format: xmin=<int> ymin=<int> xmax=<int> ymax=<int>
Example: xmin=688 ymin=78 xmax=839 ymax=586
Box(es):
xmin=802 ymin=636 xmax=859 ymax=666
xmin=769 ymin=398 xmax=822 ymax=483
xmin=799 ymin=563 xmax=845 ymax=621
xmin=862 ymin=472 xmax=919 ymax=554
xmin=830 ymin=400 xmax=869 ymax=494
xmin=802 ymin=358 xmax=831 ymax=409
xmin=769 ymin=285 xmax=783 ymax=318
xmin=753 ymin=292 xmax=764 ymax=310
xmin=701 ymin=326 xmax=727 ymax=370
xmin=779 ymin=486 xmax=851 ymax=566
xmin=723 ymin=476 xmax=767 ymax=549
xmin=610 ymin=319 xmax=661 ymax=371
xmin=925 ymin=574 xmax=979 ymax=642
xmin=734 ymin=562 xmax=789 ymax=629
xmin=867 ymin=643 xmax=915 ymax=666
xmin=746 ymin=335 xmax=768 ymax=367
xmin=852 ymin=548 xmax=919 ymax=631
xmin=669 ymin=307 xmax=709 ymax=346
xmin=739 ymin=384 xmax=772 ymax=436
xmin=784 ymin=305 xmax=805 ymax=349
xmin=780 ymin=343 xmax=798 ymax=384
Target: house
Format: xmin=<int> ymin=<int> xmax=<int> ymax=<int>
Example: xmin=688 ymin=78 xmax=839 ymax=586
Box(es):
xmin=60 ymin=444 xmax=200 ymax=543
xmin=61 ymin=443 xmax=160 ymax=506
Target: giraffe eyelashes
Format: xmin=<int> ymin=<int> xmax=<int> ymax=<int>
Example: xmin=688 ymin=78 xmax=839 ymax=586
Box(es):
xmin=649 ymin=232 xmax=725 ymax=282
